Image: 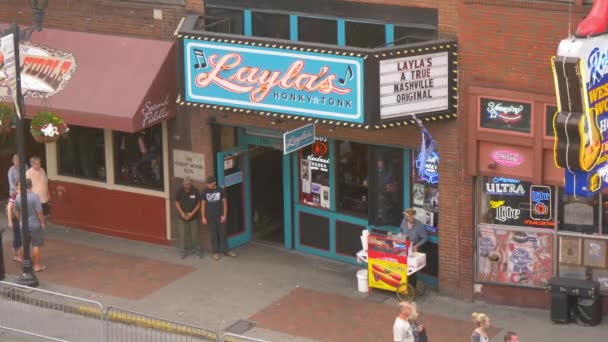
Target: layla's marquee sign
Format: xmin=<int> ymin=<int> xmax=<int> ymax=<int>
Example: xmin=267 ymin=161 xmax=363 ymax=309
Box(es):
xmin=0 ymin=42 xmax=77 ymax=99
xmin=379 ymin=51 xmax=449 ymax=120
xmin=183 ymin=39 xmax=364 ymax=123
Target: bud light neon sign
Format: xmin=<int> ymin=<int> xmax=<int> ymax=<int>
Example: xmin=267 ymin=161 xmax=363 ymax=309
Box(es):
xmin=183 ymin=40 xmax=364 ymax=123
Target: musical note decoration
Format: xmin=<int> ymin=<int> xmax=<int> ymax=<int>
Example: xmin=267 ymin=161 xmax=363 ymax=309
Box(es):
xmin=193 ymin=49 xmax=207 ymax=69
xmin=338 ymin=65 xmax=353 ymax=85
xmin=551 ymin=56 xmax=602 ymax=173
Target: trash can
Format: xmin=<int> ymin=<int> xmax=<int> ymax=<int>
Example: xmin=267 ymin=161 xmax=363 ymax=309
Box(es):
xmin=575 ymin=297 xmax=602 ymax=327
xmin=550 ymin=293 xmax=574 ymax=323
xmin=548 ymin=277 xmax=601 ymax=326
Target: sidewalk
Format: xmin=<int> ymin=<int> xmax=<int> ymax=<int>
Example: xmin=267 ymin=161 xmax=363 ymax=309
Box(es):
xmin=1 ymin=217 xmax=608 ymax=341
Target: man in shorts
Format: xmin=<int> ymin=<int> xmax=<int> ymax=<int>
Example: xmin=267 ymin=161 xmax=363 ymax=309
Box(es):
xmin=14 ymin=179 xmax=47 ymax=272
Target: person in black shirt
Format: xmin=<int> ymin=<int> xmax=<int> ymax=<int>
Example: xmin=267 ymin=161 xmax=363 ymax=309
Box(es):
xmin=201 ymin=175 xmax=236 ymax=260
xmin=175 ymin=177 xmax=202 ymax=258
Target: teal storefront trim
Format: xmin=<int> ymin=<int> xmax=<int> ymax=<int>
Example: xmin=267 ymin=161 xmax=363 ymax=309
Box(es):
xmin=244 ymin=10 xmax=252 ymax=36
xmin=385 ymin=24 xmax=394 ymax=47
xmin=337 ymin=19 xmax=346 ymax=46
xmin=290 ymin=15 xmax=298 ymax=40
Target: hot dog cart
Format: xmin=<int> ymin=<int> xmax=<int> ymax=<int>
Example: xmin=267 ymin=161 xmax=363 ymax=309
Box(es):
xmin=357 ymin=231 xmax=426 ymax=301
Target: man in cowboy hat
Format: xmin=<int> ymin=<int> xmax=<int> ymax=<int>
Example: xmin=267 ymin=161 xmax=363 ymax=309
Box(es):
xmin=400 ymin=208 xmax=428 ymax=289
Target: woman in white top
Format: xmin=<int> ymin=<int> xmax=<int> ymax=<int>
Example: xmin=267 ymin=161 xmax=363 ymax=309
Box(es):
xmin=470 ymin=312 xmax=491 ymax=342
xmin=393 ymin=302 xmax=415 ymax=342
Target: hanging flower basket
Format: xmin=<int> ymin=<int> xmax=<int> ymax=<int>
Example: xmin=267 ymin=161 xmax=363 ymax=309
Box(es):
xmin=0 ymin=103 xmax=15 ymax=135
xmin=30 ymin=111 xmax=70 ymax=143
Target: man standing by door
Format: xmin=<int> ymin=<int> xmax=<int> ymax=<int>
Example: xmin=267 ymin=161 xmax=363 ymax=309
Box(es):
xmin=201 ymin=175 xmax=237 ymax=261
xmin=26 ymin=156 xmax=50 ymax=217
xmin=175 ymin=177 xmax=202 ymax=259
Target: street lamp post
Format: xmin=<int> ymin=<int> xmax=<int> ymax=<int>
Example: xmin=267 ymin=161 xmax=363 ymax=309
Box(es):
xmin=1 ymin=0 xmax=49 ymax=288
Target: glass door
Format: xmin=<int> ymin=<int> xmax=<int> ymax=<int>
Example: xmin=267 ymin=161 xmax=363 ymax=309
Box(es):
xmin=217 ymin=146 xmax=251 ymax=248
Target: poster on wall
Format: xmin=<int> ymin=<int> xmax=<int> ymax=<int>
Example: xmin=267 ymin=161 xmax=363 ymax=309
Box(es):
xmin=300 ymin=159 xmax=311 ymax=181
xmin=559 ymin=236 xmax=582 ymax=265
xmin=583 ymin=239 xmax=607 ymax=269
xmin=481 ymin=177 xmax=554 ymax=228
xmin=477 ymin=227 xmax=553 ymax=288
xmin=413 ymin=183 xmax=425 ymax=206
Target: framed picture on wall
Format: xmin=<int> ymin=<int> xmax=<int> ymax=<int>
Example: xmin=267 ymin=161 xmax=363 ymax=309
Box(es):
xmin=559 ymin=236 xmax=582 ymax=265
xmin=413 ymin=183 xmax=425 ymax=207
xmin=583 ymin=239 xmax=607 ymax=268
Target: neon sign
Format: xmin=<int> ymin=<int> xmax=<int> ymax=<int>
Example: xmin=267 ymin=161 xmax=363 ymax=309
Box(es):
xmin=184 ymin=40 xmax=364 ymax=123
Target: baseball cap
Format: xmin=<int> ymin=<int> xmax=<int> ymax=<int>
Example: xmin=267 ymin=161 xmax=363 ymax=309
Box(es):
xmin=183 ymin=177 xmax=192 ymax=184
xmin=206 ymin=175 xmax=217 ymax=184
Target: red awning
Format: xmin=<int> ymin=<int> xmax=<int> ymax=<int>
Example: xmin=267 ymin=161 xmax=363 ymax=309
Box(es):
xmin=0 ymin=26 xmax=177 ymax=132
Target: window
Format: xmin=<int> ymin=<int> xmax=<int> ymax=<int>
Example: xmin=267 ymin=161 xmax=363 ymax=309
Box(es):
xmin=252 ymin=12 xmax=290 ymax=39
xmin=558 ymin=190 xmax=599 ymax=234
xmin=113 ymin=125 xmax=164 ymax=191
xmin=479 ymin=177 xmax=555 ymax=228
xmin=57 ymin=125 xmax=105 ymax=181
xmin=298 ymin=17 xmax=337 ymax=45
xmin=335 ymin=141 xmax=368 ymax=217
xmin=369 ymin=146 xmax=404 ymax=226
xmin=345 ymin=21 xmax=385 ymax=48
xmin=299 ymin=137 xmax=330 ymax=209
xmin=204 ymin=7 xmax=244 ymax=34
xmin=411 ymin=150 xmax=439 ymax=233
xmin=394 ymin=26 xmax=437 ymax=44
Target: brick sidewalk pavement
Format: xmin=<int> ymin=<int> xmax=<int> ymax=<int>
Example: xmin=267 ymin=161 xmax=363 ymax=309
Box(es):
xmin=251 ymin=288 xmax=501 ymax=342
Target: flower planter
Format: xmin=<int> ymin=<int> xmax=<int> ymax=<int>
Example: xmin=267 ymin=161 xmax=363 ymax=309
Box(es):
xmin=30 ymin=111 xmax=69 ymax=144
xmin=31 ymin=134 xmax=61 ymax=144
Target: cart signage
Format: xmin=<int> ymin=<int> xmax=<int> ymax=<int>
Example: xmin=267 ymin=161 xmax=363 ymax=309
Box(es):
xmin=183 ymin=39 xmax=364 ymax=123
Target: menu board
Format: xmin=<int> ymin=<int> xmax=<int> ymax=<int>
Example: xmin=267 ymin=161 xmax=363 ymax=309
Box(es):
xmin=559 ymin=236 xmax=582 ymax=265
xmin=480 ymin=177 xmax=554 ymax=228
xmin=477 ymin=227 xmax=554 ymax=288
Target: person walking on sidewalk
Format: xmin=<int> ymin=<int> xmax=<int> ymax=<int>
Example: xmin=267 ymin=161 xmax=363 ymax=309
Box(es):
xmin=6 ymin=180 xmax=22 ymax=262
xmin=14 ymin=179 xmax=46 ymax=272
xmin=470 ymin=312 xmax=491 ymax=342
xmin=175 ymin=177 xmax=202 ymax=258
xmin=26 ymin=156 xmax=50 ymax=217
xmin=407 ymin=302 xmax=427 ymax=342
xmin=393 ymin=301 xmax=415 ymax=342
xmin=504 ymin=332 xmax=518 ymax=342
xmin=7 ymin=154 xmax=21 ymax=197
xmin=201 ymin=175 xmax=236 ymax=261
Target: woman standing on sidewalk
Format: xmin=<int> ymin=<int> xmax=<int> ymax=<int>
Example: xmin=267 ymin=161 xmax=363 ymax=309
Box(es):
xmin=5 ymin=180 xmax=22 ymax=262
xmin=470 ymin=312 xmax=491 ymax=342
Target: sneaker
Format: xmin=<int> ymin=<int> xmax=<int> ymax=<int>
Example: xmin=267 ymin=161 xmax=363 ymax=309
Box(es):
xmin=225 ymin=251 xmax=237 ymax=258
xmin=213 ymin=253 xmax=220 ymax=261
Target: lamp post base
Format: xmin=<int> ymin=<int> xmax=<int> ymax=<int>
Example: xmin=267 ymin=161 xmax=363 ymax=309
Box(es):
xmin=17 ymin=259 xmax=39 ymax=288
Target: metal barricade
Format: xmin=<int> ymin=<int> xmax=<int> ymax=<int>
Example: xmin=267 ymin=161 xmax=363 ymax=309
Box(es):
xmin=220 ymin=333 xmax=270 ymax=342
xmin=104 ymin=307 xmax=219 ymax=342
xmin=0 ymin=281 xmax=105 ymax=342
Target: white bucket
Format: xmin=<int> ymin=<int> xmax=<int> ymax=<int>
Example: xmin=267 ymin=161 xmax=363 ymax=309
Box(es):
xmin=356 ymin=269 xmax=368 ymax=292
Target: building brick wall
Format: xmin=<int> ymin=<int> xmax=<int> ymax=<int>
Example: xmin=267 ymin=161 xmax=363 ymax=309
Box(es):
xmin=459 ymin=0 xmax=593 ymax=306
xmin=0 ymin=0 xmax=187 ymax=40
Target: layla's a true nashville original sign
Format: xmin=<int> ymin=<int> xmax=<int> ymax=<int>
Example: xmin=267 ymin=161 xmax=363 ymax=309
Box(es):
xmin=183 ymin=40 xmax=364 ymax=123
xmin=379 ymin=51 xmax=449 ymax=120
